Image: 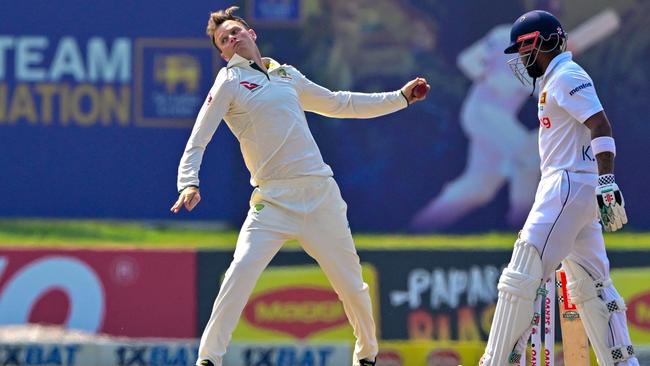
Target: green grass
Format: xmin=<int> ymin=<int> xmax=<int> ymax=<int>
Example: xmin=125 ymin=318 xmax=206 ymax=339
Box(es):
xmin=0 ymin=219 xmax=649 ymax=250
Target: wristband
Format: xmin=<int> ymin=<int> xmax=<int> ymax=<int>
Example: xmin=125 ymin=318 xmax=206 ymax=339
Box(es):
xmin=591 ymin=136 xmax=616 ymax=156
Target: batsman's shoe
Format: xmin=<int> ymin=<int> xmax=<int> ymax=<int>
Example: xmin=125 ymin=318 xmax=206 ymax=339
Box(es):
xmin=198 ymin=360 xmax=214 ymax=366
xmin=359 ymin=359 xmax=376 ymax=366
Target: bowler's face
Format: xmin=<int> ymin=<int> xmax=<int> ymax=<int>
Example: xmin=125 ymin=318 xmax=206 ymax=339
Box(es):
xmin=214 ymin=20 xmax=257 ymax=61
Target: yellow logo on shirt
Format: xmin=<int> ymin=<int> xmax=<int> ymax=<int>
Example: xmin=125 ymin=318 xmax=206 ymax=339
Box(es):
xmin=540 ymin=91 xmax=547 ymax=105
xmin=278 ymin=68 xmax=292 ymax=80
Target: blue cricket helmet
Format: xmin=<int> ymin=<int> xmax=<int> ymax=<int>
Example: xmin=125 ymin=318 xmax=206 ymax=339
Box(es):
xmin=504 ymin=10 xmax=566 ymax=54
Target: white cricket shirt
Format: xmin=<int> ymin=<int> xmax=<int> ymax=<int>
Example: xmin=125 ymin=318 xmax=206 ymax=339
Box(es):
xmin=537 ymin=52 xmax=603 ymax=178
xmin=177 ymin=54 xmax=407 ymax=191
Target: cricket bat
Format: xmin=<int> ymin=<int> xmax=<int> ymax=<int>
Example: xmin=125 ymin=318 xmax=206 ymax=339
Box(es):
xmin=568 ymin=8 xmax=621 ymax=55
xmin=556 ymin=269 xmax=590 ymax=365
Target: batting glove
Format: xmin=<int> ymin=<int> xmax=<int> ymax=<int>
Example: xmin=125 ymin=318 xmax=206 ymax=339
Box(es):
xmin=595 ymin=174 xmax=628 ymax=232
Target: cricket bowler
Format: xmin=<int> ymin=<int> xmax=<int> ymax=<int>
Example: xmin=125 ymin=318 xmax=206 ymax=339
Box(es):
xmin=170 ymin=6 xmax=430 ymax=366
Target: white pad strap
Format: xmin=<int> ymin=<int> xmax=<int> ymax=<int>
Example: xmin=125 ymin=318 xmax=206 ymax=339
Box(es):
xmin=480 ymin=240 xmax=542 ymax=366
xmin=605 ymin=298 xmax=627 ymax=314
xmin=611 ymin=344 xmax=636 ymax=363
xmin=562 ymin=260 xmax=633 ymax=365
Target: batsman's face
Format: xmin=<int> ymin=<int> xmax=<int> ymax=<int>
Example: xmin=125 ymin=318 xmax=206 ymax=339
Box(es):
xmin=519 ymin=45 xmax=545 ymax=79
xmin=215 ymin=20 xmax=258 ymax=61
xmin=518 ymin=52 xmax=535 ymax=73
xmin=517 ymin=40 xmax=535 ymax=66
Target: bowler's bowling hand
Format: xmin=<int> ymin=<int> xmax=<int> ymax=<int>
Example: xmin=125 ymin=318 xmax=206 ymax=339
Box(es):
xmin=401 ymin=77 xmax=430 ymax=105
xmin=171 ymin=186 xmax=201 ymax=213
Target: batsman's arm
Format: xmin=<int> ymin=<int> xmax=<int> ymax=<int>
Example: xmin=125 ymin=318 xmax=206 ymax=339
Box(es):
xmin=172 ymin=68 xmax=235 ymax=214
xmin=584 ymin=111 xmax=614 ymax=175
xmin=584 ymin=111 xmax=628 ymax=231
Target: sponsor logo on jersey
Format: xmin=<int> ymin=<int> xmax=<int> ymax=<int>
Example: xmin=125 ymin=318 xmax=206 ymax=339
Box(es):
xmin=206 ymin=92 xmax=213 ymax=105
xmin=569 ymin=82 xmax=593 ymax=96
xmin=539 ymin=91 xmax=547 ymax=104
xmin=240 ymin=81 xmax=262 ymax=91
xmin=582 ymin=145 xmax=594 ymax=161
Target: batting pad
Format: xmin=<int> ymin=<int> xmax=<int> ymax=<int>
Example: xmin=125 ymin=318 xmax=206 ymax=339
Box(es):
xmin=481 ymin=240 xmax=543 ymax=365
xmin=563 ymin=259 xmax=637 ymax=365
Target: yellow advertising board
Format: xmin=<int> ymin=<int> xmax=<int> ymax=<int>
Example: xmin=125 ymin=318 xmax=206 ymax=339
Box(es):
xmin=377 ymin=341 xmax=598 ymax=365
xmin=611 ymin=267 xmax=650 ymax=343
xmin=377 ymin=341 xmax=484 ymax=366
xmin=232 ymin=264 xmax=379 ymax=341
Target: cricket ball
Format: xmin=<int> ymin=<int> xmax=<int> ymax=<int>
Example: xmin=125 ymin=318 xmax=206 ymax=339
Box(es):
xmin=412 ymin=83 xmax=428 ymax=98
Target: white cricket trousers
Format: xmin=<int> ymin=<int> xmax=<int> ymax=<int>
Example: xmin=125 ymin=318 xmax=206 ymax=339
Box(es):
xmin=520 ymin=170 xmax=638 ymax=366
xmin=197 ymin=176 xmax=377 ymax=366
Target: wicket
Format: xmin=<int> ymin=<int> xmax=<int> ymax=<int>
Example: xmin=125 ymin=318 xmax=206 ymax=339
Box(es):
xmin=522 ymin=269 xmax=590 ymax=366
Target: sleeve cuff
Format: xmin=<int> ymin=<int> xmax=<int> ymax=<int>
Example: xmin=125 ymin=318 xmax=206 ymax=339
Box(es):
xmin=578 ymin=107 xmax=604 ymax=124
xmin=400 ymin=90 xmax=410 ymax=106
xmin=178 ymin=184 xmax=199 ymax=194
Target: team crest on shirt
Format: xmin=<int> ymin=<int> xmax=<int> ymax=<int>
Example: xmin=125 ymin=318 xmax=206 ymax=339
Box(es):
xmin=240 ymin=81 xmax=262 ymax=92
xmin=277 ymin=68 xmax=292 ymax=80
xmin=254 ymin=203 xmax=265 ymax=213
xmin=539 ymin=91 xmax=547 ymax=104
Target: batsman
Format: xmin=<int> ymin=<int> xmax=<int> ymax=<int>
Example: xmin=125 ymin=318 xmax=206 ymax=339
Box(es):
xmin=480 ymin=10 xmax=638 ymax=366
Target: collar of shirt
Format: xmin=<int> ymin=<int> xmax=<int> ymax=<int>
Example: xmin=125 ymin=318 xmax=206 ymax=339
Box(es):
xmin=226 ymin=53 xmax=282 ymax=74
xmin=541 ymin=51 xmax=572 ymax=82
